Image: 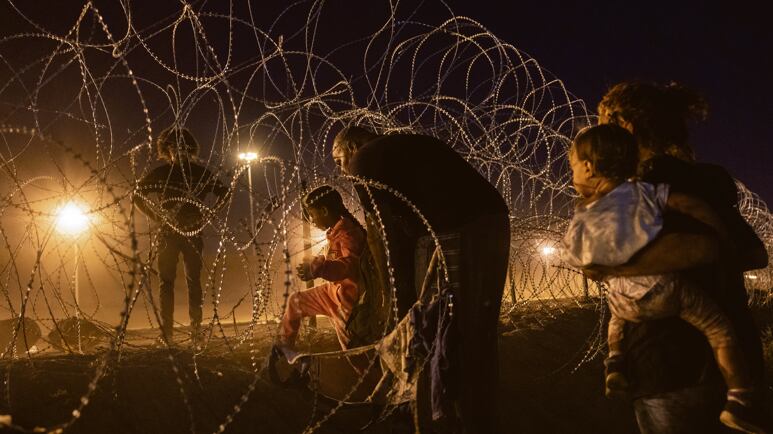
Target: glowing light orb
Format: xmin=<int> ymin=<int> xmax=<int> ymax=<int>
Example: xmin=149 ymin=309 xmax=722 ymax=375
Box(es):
xmin=540 ymin=245 xmax=556 ymax=256
xmin=55 ymin=202 xmax=90 ymax=236
xmin=238 ymin=152 xmax=258 ymax=162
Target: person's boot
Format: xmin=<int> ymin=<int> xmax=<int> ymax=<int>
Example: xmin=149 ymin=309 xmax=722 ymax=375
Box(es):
xmin=604 ymin=355 xmax=629 ymax=399
xmin=266 ymin=344 xmax=309 ymax=388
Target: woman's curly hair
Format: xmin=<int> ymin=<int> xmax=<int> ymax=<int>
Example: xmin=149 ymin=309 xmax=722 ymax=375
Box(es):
xmin=598 ymin=81 xmax=708 ymax=160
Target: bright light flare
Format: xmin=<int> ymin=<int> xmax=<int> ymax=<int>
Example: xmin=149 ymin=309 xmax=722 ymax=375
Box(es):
xmin=540 ymin=245 xmax=556 ymax=256
xmin=238 ymin=152 xmax=258 ymax=162
xmin=311 ymin=228 xmax=328 ymax=247
xmin=55 ymin=202 xmax=90 ymax=236
xmin=746 ymin=273 xmax=759 ymax=280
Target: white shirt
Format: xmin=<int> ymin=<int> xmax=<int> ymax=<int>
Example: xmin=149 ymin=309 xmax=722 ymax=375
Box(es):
xmin=562 ymin=181 xmax=671 ymax=300
xmin=562 ymin=181 xmax=669 ymax=268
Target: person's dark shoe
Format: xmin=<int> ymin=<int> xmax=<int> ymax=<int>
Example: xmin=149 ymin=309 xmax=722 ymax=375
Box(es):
xmin=604 ymin=355 xmax=629 ymax=399
xmin=720 ymin=400 xmax=769 ymax=434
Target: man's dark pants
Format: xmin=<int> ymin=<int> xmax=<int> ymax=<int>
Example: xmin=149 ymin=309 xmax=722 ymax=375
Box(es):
xmin=157 ymin=232 xmax=203 ymax=336
xmin=457 ymin=213 xmax=510 ymax=433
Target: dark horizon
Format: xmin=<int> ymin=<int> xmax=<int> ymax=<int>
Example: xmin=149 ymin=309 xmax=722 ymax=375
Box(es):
xmin=449 ymin=0 xmax=772 ymax=204
xmin=1 ymin=0 xmax=770 ymax=204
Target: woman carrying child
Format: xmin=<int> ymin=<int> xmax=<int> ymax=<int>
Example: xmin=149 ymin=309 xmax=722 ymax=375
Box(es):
xmin=562 ymin=124 xmax=765 ymax=433
xmin=584 ymin=81 xmax=769 ymax=433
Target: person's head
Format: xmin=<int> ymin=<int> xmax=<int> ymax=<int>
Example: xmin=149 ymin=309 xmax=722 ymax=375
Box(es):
xmin=569 ymin=124 xmax=638 ymax=198
xmin=302 ymin=185 xmax=347 ymax=230
xmin=597 ymin=81 xmax=708 ymax=162
xmin=156 ymin=126 xmax=200 ymax=162
xmin=332 ymin=126 xmax=380 ymax=173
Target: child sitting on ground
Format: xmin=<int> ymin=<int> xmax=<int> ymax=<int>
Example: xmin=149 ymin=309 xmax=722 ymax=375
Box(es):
xmin=561 ymin=124 xmax=764 ymax=433
xmin=278 ymin=185 xmax=367 ymax=355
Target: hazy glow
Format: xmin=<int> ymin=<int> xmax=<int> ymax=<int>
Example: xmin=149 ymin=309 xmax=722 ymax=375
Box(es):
xmin=540 ymin=245 xmax=556 ymax=256
xmin=238 ymin=152 xmax=258 ymax=162
xmin=55 ymin=202 xmax=89 ymax=236
xmin=746 ymin=274 xmax=759 ymax=280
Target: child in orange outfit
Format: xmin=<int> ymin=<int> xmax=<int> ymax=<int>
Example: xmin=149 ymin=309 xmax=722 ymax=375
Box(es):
xmin=280 ymin=185 xmax=366 ymax=351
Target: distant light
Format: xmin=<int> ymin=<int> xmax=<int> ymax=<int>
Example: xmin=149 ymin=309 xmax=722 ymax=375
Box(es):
xmin=746 ymin=274 xmax=759 ymax=280
xmin=238 ymin=152 xmax=258 ymax=162
xmin=311 ymin=228 xmax=328 ymax=245
xmin=55 ymin=202 xmax=89 ymax=236
xmin=541 ymin=246 xmax=556 ymax=256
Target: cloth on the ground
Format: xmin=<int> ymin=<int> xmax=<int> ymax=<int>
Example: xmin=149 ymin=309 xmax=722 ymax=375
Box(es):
xmin=373 ymin=233 xmax=459 ymax=421
xmin=373 ymin=291 xmax=455 ymax=419
xmin=373 ymin=313 xmax=416 ymax=405
xmin=409 ymin=291 xmax=456 ymax=421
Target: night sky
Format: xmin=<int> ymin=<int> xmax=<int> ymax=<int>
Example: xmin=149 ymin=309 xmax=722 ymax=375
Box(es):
xmin=1 ymin=0 xmax=771 ymax=203
xmin=448 ymin=0 xmax=773 ymax=203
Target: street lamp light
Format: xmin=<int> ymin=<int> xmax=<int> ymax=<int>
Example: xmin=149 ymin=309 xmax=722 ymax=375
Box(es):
xmin=238 ymin=152 xmax=258 ymax=162
xmin=55 ymin=201 xmax=89 ymax=236
xmin=55 ymin=201 xmax=90 ymax=352
xmin=540 ymin=245 xmax=556 ymax=257
xmin=239 ymin=151 xmax=259 ymax=254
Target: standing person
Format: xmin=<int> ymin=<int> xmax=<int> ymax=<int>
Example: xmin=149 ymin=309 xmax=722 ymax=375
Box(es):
xmin=332 ymin=126 xmax=510 ymax=433
xmin=134 ymin=127 xmax=229 ymax=342
xmin=279 ymin=185 xmax=367 ymax=352
xmin=562 ymin=124 xmax=764 ymax=432
xmin=590 ymin=81 xmax=769 ymax=433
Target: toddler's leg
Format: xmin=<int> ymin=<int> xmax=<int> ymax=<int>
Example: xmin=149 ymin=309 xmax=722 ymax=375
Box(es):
xmin=676 ymin=283 xmax=751 ymax=390
xmin=607 ymin=312 xmax=625 ymax=358
xmin=280 ymin=283 xmax=338 ymax=347
xmin=605 ymin=311 xmax=629 ymax=399
xmin=676 ymin=283 xmax=768 ymax=432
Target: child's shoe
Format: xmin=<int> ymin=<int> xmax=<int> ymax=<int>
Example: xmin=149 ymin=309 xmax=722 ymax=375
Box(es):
xmin=603 ymin=355 xmax=629 ymax=399
xmin=720 ymin=399 xmax=769 ymax=434
xmin=266 ymin=344 xmax=309 ymax=388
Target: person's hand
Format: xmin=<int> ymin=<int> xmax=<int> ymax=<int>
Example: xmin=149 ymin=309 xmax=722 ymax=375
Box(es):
xmin=582 ymin=264 xmax=610 ymax=282
xmin=296 ymin=262 xmax=314 ymax=281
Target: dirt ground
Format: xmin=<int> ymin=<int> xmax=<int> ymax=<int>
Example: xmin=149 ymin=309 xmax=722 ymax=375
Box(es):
xmin=0 ymin=300 xmax=771 ymax=434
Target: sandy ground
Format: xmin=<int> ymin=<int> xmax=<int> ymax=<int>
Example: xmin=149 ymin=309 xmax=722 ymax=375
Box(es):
xmin=0 ymin=300 xmax=771 ymax=434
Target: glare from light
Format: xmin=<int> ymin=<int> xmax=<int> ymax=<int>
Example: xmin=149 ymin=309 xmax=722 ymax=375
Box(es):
xmin=541 ymin=245 xmax=556 ymax=256
xmin=55 ymin=202 xmax=89 ymax=236
xmin=311 ymin=228 xmax=328 ymax=247
xmin=238 ymin=152 xmax=258 ymax=162
xmin=746 ymin=274 xmax=759 ymax=280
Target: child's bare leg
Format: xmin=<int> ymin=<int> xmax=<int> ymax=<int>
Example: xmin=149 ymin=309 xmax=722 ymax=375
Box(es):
xmin=607 ymin=312 xmax=625 ymax=358
xmin=714 ymin=346 xmax=752 ymax=392
xmin=675 ymin=283 xmax=769 ymax=432
xmin=604 ymin=310 xmax=629 ymax=398
xmin=676 ymin=284 xmax=752 ymax=391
